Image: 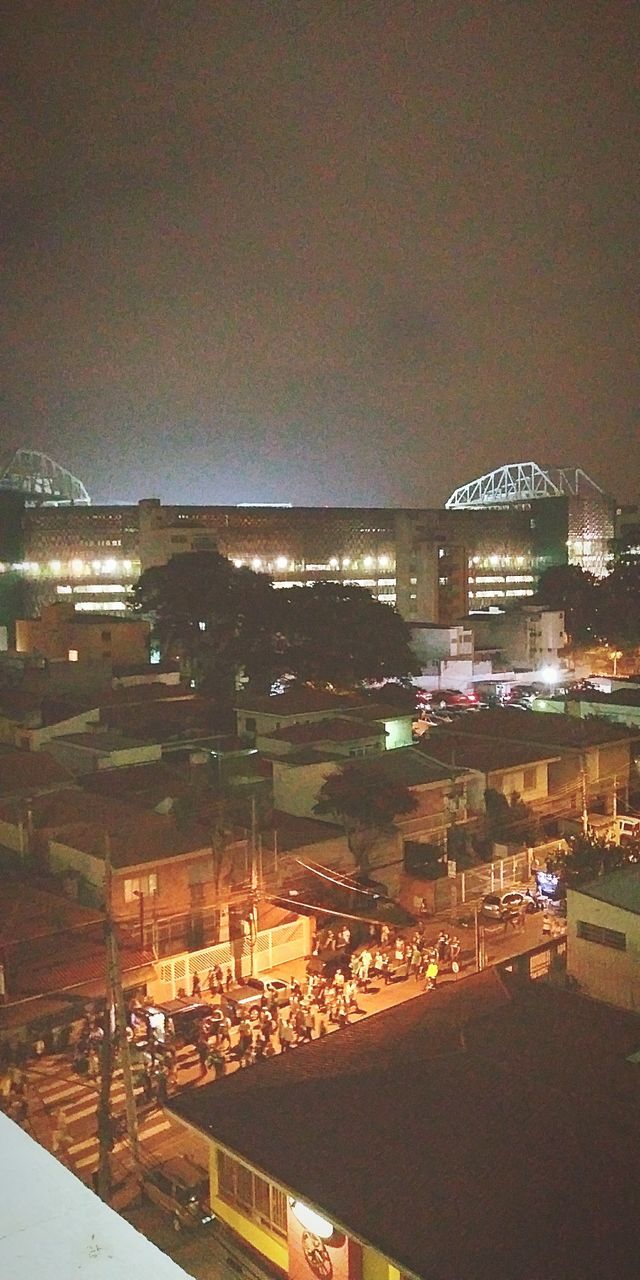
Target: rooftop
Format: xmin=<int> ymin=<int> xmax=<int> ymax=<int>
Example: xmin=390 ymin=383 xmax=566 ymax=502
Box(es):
xmin=571 ymin=865 xmax=640 ymax=916
xmin=262 ymin=718 xmax=383 ymax=745
xmin=56 ymin=730 xmax=154 ymax=751
xmin=0 ymin=881 xmax=103 ymax=947
xmin=422 ymin=731 xmax=560 ymax=774
xmin=169 ymin=973 xmax=640 ymax=1280
xmin=0 ymin=788 xmax=217 ymax=869
xmin=0 ymin=748 xmax=74 ymax=796
xmin=0 ymin=1115 xmax=193 ymax=1280
xmin=81 ymin=761 xmax=190 ymax=808
xmin=234 ymin=687 xmax=366 ymax=716
xmin=437 ymin=707 xmax=640 ymax=749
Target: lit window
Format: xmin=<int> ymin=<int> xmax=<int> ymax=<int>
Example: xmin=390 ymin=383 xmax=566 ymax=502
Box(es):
xmin=68 ymin=649 xmax=78 ymax=662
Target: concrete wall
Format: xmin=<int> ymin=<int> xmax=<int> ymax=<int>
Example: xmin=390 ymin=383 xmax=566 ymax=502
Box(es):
xmin=45 ymin=737 xmax=161 ymax=774
xmin=272 ymin=758 xmax=338 ymax=820
xmin=567 ymin=889 xmax=640 ymax=1012
xmin=18 ymin=707 xmax=100 ymax=751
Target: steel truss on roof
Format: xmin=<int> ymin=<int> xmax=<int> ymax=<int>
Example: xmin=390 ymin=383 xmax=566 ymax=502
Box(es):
xmin=0 ymin=449 xmax=91 ymax=505
xmin=445 ymin=462 xmax=602 ymax=509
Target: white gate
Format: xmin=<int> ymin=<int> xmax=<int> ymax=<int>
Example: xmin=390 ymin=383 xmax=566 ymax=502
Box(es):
xmin=152 ymin=917 xmax=312 ymax=1000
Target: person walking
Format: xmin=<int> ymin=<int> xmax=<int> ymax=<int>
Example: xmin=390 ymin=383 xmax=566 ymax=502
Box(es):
xmin=196 ymin=1033 xmax=210 ymax=1079
xmin=425 ymin=957 xmax=439 ymax=990
xmin=192 ymin=971 xmax=202 ymax=998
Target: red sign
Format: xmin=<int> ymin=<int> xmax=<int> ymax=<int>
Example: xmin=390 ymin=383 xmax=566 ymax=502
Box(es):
xmin=287 ymin=1199 xmax=361 ymax=1280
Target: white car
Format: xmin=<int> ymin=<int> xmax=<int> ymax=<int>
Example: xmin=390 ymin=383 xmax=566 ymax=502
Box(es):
xmin=481 ymin=889 xmax=539 ymax=919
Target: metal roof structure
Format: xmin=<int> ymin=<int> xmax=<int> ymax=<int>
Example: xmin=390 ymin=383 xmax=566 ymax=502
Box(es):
xmin=445 ymin=462 xmax=603 ymax=509
xmin=0 ymin=448 xmax=91 ymax=505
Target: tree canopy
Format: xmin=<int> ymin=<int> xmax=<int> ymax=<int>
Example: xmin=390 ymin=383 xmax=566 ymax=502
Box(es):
xmin=314 ymin=760 xmax=418 ymax=873
xmin=133 ymin=553 xmax=419 ymax=701
xmin=272 ymin=581 xmax=419 ymax=686
xmin=536 ymin=562 xmax=640 ymax=646
xmin=132 ymin=550 xmax=278 ymax=699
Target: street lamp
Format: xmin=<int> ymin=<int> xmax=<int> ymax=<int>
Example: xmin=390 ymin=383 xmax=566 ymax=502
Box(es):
xmin=609 ymin=649 xmax=623 ymax=678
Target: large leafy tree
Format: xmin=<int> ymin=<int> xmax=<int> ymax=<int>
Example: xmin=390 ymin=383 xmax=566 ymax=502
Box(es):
xmin=132 ymin=551 xmax=278 ymax=701
xmin=595 ymin=564 xmax=640 ymax=645
xmin=547 ymin=833 xmax=640 ymax=887
xmin=535 ymin=565 xmax=599 ymax=643
xmin=272 ymin=582 xmax=419 ymax=686
xmin=314 ymin=760 xmax=418 ymax=873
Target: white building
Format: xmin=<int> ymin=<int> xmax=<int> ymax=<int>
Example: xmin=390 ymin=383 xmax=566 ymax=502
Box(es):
xmin=567 ymin=867 xmax=640 ymax=1012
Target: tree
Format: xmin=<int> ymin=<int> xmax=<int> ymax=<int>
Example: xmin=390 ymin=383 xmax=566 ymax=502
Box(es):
xmin=314 ymin=760 xmax=418 ymax=874
xmin=547 ymin=832 xmax=640 ymax=887
xmin=535 ymin=564 xmax=599 ymax=643
xmin=483 ymin=788 xmax=537 ymax=847
xmin=595 ymin=563 xmax=640 ymax=645
xmin=271 ymin=582 xmax=419 ymax=687
xmin=132 ymin=551 xmax=278 ymax=702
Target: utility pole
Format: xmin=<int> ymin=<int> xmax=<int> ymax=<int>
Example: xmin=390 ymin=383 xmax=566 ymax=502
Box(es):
xmin=249 ymin=796 xmax=258 ymax=977
xmin=612 ymin=775 xmax=618 ymax=821
xmin=97 ymin=833 xmax=139 ymax=1201
xmin=580 ymin=754 xmax=589 ymax=837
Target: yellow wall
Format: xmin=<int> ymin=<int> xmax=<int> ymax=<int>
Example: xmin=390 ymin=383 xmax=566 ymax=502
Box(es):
xmin=209 ymin=1143 xmax=289 ymax=1274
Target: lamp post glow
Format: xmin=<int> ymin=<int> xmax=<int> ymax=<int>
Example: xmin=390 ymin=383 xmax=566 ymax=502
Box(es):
xmin=609 ymin=649 xmax=623 ymax=677
xmin=289 ymin=1199 xmax=334 ymax=1239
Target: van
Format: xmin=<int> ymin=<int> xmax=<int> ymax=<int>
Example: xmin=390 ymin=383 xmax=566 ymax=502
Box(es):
xmin=140 ymin=1156 xmax=214 ymax=1232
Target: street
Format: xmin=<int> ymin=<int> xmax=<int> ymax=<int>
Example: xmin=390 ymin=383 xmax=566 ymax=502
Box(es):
xmin=9 ymin=901 xmax=563 ymax=1278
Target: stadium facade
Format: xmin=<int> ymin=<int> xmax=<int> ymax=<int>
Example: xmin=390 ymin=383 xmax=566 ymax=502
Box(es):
xmin=0 ymin=454 xmax=615 ymax=628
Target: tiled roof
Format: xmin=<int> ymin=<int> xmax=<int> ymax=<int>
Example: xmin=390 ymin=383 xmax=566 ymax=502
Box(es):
xmin=82 ymin=762 xmax=190 ymax=808
xmin=262 ymin=718 xmax=383 ymax=744
xmin=0 ymin=882 xmax=103 ymax=946
xmin=168 ymin=975 xmax=640 ymax=1280
xmin=0 ymin=749 xmax=74 ymax=796
xmin=0 ymin=788 xmax=214 ymax=868
xmin=234 ymin=687 xmax=365 ymax=716
xmin=571 ymin=865 xmax=640 ymax=916
xmin=439 ymin=707 xmax=640 ymax=748
xmin=346 ymin=702 xmax=414 ymax=723
xmin=56 ymin=731 xmax=153 ymax=751
xmin=422 ymin=731 xmax=560 ymax=774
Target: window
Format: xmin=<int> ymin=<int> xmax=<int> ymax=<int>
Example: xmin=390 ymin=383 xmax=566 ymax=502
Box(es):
xmin=523 ymin=767 xmax=537 ymax=790
xmin=68 ymin=649 xmax=78 ymax=662
xmin=216 ymin=1151 xmax=287 ymax=1238
xmin=123 ymin=873 xmax=158 ymax=903
xmin=577 ymin=920 xmax=626 ymax=951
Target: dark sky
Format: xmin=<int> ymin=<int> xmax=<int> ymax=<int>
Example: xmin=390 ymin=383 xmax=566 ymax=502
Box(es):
xmin=4 ymin=2 xmax=638 ymax=506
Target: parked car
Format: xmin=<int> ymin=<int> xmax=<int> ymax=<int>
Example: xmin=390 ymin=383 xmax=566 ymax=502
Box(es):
xmin=481 ymin=888 xmax=540 ymax=919
xmin=140 ymin=1156 xmax=214 ymax=1232
xmin=149 ymin=1000 xmax=214 ymax=1047
xmin=243 ymin=976 xmax=291 ymax=1007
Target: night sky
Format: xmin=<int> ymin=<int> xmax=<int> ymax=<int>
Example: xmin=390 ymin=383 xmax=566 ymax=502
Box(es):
xmin=4 ymin=3 xmax=638 ymax=506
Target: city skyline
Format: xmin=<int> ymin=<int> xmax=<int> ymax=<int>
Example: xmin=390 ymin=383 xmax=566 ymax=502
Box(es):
xmin=4 ymin=4 xmax=638 ymax=506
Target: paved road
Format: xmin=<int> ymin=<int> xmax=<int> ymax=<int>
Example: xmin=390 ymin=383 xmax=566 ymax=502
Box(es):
xmin=15 ymin=905 xmax=563 ymax=1207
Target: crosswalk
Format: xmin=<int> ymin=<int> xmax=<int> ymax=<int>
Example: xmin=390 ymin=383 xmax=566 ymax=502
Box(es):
xmin=28 ymin=1060 xmax=177 ymax=1177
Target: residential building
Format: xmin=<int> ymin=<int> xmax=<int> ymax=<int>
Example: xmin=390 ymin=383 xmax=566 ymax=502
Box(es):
xmin=235 ymin=688 xmax=413 ymax=750
xmin=44 ymin=730 xmax=161 ymax=775
xmin=409 ymin=621 xmax=476 ymax=689
xmin=567 ymin=867 xmax=640 ymax=1012
xmin=422 ymin=732 xmax=559 ymax=818
xmin=438 ymin=708 xmax=639 ymax=819
xmin=0 ymin=882 xmax=152 ymax=1044
xmin=0 ymin=788 xmax=248 ymax=955
xmin=16 ymin=600 xmax=149 ymax=667
xmin=168 ymin=971 xmax=640 ymax=1280
xmin=466 ymin=605 xmax=567 ymax=672
xmin=533 ymin=685 xmax=640 ymax=732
